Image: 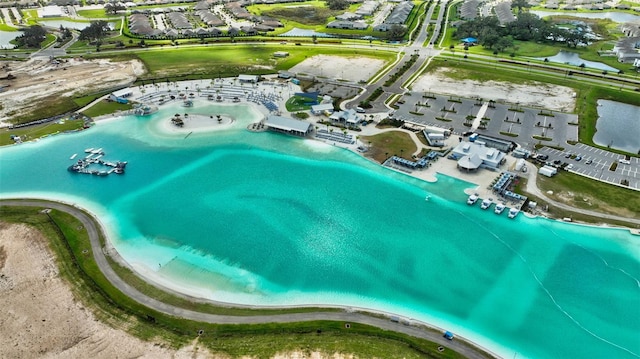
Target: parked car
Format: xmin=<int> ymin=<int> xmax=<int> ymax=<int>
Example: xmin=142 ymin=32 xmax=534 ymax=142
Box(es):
xmin=565 ymin=152 xmax=572 ymax=158
xmin=575 ymin=155 xmax=582 ymax=161
xmin=619 ymin=159 xmax=631 ymax=165
xmin=586 ymin=159 xmax=593 ymax=165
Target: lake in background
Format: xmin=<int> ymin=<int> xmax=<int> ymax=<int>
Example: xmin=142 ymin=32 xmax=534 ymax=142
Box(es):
xmin=0 ymin=30 xmax=18 ymax=49
xmin=531 ymin=11 xmax=640 ymax=23
xmin=533 ymin=51 xmax=618 ymax=72
xmin=38 ymin=20 xmax=118 ymax=30
xmin=594 ymin=100 xmax=640 ymax=153
xmin=0 ymin=102 xmax=638 ymax=359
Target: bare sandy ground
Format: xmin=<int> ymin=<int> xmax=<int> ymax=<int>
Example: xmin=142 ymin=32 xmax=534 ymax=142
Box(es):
xmin=412 ymin=68 xmax=577 ymax=112
xmin=289 ymin=55 xmax=384 ymax=83
xmin=0 ymin=58 xmax=146 ymax=125
xmin=0 ymin=222 xmax=349 ymax=359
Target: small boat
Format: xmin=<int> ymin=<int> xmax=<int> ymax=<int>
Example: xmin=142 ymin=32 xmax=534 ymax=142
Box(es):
xmin=494 ymin=202 xmax=506 ymax=214
xmin=84 ymin=147 xmax=94 ymax=153
xmin=467 ymin=193 xmax=479 ymax=205
xmin=70 ymin=153 xmax=77 ymax=160
xmin=508 ymin=208 xmax=520 ymax=219
xmin=91 ymin=147 xmax=103 ymax=154
xmin=480 ymin=198 xmax=493 ymax=210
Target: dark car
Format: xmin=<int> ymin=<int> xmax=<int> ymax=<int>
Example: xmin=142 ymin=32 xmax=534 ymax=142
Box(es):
xmin=565 ymin=153 xmax=571 ymax=158
xmin=553 ymin=160 xmax=562 ymax=165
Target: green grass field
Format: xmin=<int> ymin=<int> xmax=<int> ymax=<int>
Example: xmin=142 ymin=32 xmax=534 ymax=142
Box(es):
xmin=99 ymin=46 xmax=395 ymax=80
xmin=81 ymin=99 xmax=133 ymax=118
xmin=361 ymin=131 xmax=419 ymax=163
xmin=76 ymin=9 xmax=123 ymax=18
xmin=0 ymin=119 xmax=87 ymax=146
xmin=285 ymin=95 xmax=317 ymax=112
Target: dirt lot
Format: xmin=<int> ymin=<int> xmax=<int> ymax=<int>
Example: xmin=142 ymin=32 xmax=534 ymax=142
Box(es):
xmin=412 ymin=68 xmax=577 ymax=112
xmin=289 ymin=55 xmax=384 ymax=83
xmin=0 ymin=58 xmax=146 ymax=126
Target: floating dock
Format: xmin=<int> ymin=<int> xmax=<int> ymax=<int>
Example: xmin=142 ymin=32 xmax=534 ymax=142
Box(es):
xmin=68 ymin=149 xmax=127 ymax=176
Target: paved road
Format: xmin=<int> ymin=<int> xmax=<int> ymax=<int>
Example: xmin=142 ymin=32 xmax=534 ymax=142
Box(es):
xmin=346 ymin=1 xmax=445 ymax=112
xmin=0 ymin=199 xmax=497 ymax=359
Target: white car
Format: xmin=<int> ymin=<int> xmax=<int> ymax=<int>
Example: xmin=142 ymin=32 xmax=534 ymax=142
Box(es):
xmin=619 ymin=159 xmax=631 ymax=165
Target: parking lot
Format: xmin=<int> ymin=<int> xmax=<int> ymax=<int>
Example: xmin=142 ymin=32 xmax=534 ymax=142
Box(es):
xmin=391 ymin=91 xmax=578 ymax=148
xmin=537 ymin=143 xmax=640 ymax=190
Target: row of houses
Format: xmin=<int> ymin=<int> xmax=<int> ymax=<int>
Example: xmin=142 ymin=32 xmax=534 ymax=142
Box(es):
xmin=613 ymin=23 xmax=640 ymax=65
xmin=373 ymin=1 xmax=413 ymax=32
xmin=196 ymin=9 xmax=225 ymax=27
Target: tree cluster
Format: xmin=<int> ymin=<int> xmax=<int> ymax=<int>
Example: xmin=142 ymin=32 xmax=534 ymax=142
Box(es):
xmin=455 ymin=13 xmax=589 ymax=52
xmin=79 ymin=20 xmax=111 ymax=44
xmin=15 ymin=25 xmax=46 ymax=48
xmin=325 ymin=0 xmax=349 ymax=10
xmin=386 ymin=24 xmax=407 ymax=41
xmin=104 ymin=2 xmax=126 ymax=15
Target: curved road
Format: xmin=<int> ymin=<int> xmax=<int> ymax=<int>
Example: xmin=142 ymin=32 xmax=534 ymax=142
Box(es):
xmin=0 ymin=199 xmax=497 ymax=359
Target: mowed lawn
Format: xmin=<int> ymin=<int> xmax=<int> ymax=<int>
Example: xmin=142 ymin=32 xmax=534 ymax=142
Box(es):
xmin=133 ymin=46 xmax=395 ymax=79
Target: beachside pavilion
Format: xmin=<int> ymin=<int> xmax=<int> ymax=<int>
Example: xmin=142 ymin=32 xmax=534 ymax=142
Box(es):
xmin=264 ymin=115 xmax=313 ymax=137
xmin=452 ymin=141 xmax=506 ymax=171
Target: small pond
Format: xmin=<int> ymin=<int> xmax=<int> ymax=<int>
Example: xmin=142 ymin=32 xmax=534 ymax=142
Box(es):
xmin=593 ymin=100 xmax=640 ymax=154
xmin=39 ymin=20 xmax=117 ymax=30
xmin=281 ymin=28 xmax=336 ymax=38
xmin=0 ymin=31 xmax=19 ymax=49
xmin=533 ymin=51 xmax=618 ymax=72
xmin=531 ymin=11 xmax=640 ymax=23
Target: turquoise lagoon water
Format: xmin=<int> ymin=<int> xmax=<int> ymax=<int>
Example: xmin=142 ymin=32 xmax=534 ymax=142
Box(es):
xmin=1 ymin=102 xmax=639 ymax=359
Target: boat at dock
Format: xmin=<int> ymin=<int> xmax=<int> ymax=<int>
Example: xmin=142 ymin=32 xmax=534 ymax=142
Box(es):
xmin=494 ymin=203 xmax=506 ymax=214
xmin=508 ymin=208 xmax=520 ymax=219
xmin=467 ymin=193 xmax=479 ymax=205
xmin=84 ymin=147 xmax=94 ymax=153
xmin=480 ymin=198 xmax=493 ymax=210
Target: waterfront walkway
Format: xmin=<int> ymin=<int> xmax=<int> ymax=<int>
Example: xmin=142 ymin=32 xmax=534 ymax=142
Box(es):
xmin=1 ymin=199 xmax=497 ymax=359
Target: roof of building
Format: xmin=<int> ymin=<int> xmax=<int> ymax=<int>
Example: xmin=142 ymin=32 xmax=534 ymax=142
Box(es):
xmin=112 ymin=88 xmax=133 ymax=97
xmin=265 ymin=115 xmax=312 ymax=133
xmin=457 ymin=153 xmax=483 ymax=170
xmin=452 ymin=141 xmax=506 ymax=168
xmin=311 ymin=103 xmax=334 ymax=112
xmin=39 ymin=5 xmax=64 ymax=17
xmin=238 ymin=74 xmax=259 ymax=82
